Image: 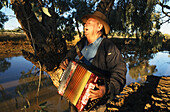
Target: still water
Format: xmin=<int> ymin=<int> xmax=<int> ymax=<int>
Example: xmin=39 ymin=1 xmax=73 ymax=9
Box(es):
xmin=0 ymin=51 xmax=170 ymax=112
xmin=0 ymin=56 xmax=69 ymax=112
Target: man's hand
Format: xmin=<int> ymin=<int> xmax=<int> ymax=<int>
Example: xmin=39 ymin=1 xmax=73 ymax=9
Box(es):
xmin=89 ymin=84 xmax=106 ymax=101
xmin=59 ymin=59 xmax=69 ymax=70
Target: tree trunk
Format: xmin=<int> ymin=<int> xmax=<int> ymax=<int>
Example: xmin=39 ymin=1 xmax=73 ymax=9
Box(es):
xmin=10 ymin=0 xmax=67 ymax=74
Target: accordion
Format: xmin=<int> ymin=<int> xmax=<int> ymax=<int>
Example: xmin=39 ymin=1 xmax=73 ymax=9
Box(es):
xmin=57 ymin=61 xmax=102 ymax=111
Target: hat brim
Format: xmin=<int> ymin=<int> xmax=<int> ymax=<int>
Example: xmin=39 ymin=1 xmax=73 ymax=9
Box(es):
xmin=82 ymin=14 xmax=110 ymax=34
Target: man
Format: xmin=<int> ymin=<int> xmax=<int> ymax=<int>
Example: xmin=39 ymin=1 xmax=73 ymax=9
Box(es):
xmin=60 ymin=11 xmax=127 ymax=112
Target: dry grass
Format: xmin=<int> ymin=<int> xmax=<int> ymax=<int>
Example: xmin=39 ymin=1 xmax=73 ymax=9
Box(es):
xmin=0 ymin=32 xmax=27 ymax=42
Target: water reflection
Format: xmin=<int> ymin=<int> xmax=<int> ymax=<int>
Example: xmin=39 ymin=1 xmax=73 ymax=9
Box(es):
xmin=16 ymin=66 xmax=52 ymax=94
xmin=0 ymin=51 xmax=169 ymax=111
xmin=0 ymin=58 xmax=11 ymax=72
xmin=129 ymin=60 xmax=156 ymax=80
xmin=125 ymin=51 xmax=170 ymax=85
xmin=0 ymin=56 xmax=69 ymax=112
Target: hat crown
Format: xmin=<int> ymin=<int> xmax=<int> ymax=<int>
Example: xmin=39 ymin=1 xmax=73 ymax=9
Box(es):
xmin=93 ymin=11 xmax=108 ymax=23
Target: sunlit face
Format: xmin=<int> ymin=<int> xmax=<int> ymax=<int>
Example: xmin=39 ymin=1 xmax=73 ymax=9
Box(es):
xmin=84 ymin=18 xmax=100 ymax=38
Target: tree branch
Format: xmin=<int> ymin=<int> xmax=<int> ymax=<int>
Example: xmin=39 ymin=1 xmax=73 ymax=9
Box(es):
xmin=157 ymin=1 xmax=170 ymax=17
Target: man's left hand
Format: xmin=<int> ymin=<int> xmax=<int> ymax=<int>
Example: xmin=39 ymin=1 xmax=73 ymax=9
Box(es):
xmin=89 ymin=84 xmax=106 ymax=101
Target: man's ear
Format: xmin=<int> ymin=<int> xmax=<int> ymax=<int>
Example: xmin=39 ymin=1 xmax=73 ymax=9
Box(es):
xmin=98 ymin=24 xmax=103 ymax=31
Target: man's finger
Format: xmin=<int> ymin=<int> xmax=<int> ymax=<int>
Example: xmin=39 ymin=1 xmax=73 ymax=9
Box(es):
xmin=60 ymin=63 xmax=66 ymax=70
xmin=59 ymin=59 xmax=69 ymax=70
xmin=65 ymin=59 xmax=68 ymax=65
xmin=63 ymin=59 xmax=68 ymax=67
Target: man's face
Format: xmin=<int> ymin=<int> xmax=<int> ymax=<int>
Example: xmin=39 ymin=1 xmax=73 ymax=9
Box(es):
xmin=84 ymin=18 xmax=99 ymax=38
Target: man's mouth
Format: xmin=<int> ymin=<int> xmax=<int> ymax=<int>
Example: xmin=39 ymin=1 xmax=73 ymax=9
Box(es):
xmin=84 ymin=28 xmax=88 ymax=34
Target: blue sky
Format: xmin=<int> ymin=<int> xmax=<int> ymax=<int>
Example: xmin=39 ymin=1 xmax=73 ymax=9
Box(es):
xmin=1 ymin=6 xmax=170 ymax=34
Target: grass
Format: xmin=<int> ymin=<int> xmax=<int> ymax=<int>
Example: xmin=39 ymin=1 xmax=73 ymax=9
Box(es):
xmin=0 ymin=32 xmax=27 ymax=42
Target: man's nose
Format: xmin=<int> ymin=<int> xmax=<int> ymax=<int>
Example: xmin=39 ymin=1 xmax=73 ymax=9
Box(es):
xmin=84 ymin=23 xmax=87 ymax=27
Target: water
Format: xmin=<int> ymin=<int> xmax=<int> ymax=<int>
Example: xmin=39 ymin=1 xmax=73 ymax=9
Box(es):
xmin=126 ymin=51 xmax=170 ymax=85
xmin=0 ymin=56 xmax=33 ymax=83
xmin=0 ymin=56 xmax=69 ymax=112
xmin=0 ymin=51 xmax=169 ymax=111
xmin=149 ymin=51 xmax=170 ymax=76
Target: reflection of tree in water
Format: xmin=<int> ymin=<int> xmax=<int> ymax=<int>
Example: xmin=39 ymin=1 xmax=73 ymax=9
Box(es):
xmin=15 ymin=66 xmax=53 ymax=94
xmin=129 ymin=61 xmax=156 ymax=80
xmin=0 ymin=85 xmax=12 ymax=101
xmin=123 ymin=50 xmax=157 ymax=80
xmin=0 ymin=58 xmax=11 ymax=72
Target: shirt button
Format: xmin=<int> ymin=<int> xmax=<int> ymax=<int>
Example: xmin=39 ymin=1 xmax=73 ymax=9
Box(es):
xmin=86 ymin=48 xmax=88 ymax=51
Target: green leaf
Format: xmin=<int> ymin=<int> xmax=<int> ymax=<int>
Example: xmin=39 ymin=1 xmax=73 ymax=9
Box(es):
xmin=42 ymin=7 xmax=51 ymax=17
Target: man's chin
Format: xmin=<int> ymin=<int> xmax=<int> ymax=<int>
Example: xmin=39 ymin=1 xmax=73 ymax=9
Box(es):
xmin=85 ymin=33 xmax=88 ymax=37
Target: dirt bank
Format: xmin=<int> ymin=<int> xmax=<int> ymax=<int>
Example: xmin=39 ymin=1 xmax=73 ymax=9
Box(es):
xmin=0 ymin=41 xmax=33 ymax=58
xmin=0 ymin=33 xmax=33 ymax=58
xmin=107 ymin=76 xmax=170 ymax=112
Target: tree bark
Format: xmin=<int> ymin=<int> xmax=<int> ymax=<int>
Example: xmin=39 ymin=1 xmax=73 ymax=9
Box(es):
xmin=10 ymin=0 xmax=67 ymax=73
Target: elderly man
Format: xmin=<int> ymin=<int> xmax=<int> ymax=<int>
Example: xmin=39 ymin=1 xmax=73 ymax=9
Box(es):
xmin=60 ymin=11 xmax=127 ymax=112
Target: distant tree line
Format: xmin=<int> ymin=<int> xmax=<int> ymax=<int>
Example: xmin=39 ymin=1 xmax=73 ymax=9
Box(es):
xmin=0 ymin=27 xmax=23 ymax=33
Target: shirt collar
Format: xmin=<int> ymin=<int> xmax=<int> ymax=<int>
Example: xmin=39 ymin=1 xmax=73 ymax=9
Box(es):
xmin=86 ymin=36 xmax=103 ymax=47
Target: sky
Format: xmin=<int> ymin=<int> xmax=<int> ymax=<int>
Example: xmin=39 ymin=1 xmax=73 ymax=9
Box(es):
xmin=1 ymin=7 xmax=20 ymax=30
xmin=1 ymin=5 xmax=170 ymax=34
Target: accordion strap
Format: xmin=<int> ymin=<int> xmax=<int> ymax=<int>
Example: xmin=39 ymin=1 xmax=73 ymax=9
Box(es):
xmin=75 ymin=45 xmax=84 ymax=61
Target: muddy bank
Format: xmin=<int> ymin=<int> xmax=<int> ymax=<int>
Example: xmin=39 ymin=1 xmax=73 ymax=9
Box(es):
xmin=107 ymin=76 xmax=170 ymax=112
xmin=0 ymin=33 xmax=33 ymax=58
xmin=0 ymin=41 xmax=33 ymax=58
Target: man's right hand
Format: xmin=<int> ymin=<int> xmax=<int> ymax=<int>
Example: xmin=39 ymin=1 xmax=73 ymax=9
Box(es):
xmin=59 ymin=59 xmax=69 ymax=70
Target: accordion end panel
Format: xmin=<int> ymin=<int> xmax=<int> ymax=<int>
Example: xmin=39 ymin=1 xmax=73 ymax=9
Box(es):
xmin=63 ymin=65 xmax=92 ymax=105
xmin=76 ymin=73 xmax=98 ymax=111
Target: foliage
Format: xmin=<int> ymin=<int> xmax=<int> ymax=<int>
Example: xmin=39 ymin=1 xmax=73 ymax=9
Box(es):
xmin=148 ymin=31 xmax=165 ymax=51
xmin=164 ymin=33 xmax=170 ymax=39
xmin=108 ymin=0 xmax=169 ymax=51
xmin=0 ymin=2 xmax=9 ymax=29
xmin=27 ymin=0 xmax=98 ymax=41
xmin=0 ymin=0 xmax=169 ymax=57
xmin=109 ymin=0 xmax=159 ymax=38
xmin=1 ymin=0 xmax=169 ymax=42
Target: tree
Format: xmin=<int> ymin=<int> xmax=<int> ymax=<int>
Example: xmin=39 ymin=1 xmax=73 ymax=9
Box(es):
xmin=1 ymin=0 xmax=99 ymax=81
xmin=157 ymin=0 xmax=170 ymax=17
xmin=109 ymin=0 xmax=169 ymax=37
xmin=1 ymin=0 xmax=169 ymax=83
xmin=109 ymin=0 xmax=156 ymax=38
xmin=156 ymin=0 xmax=170 ymax=25
xmin=0 ymin=2 xmax=8 ymax=29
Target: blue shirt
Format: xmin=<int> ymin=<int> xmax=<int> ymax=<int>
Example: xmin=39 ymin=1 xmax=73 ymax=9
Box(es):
xmin=75 ymin=37 xmax=103 ymax=65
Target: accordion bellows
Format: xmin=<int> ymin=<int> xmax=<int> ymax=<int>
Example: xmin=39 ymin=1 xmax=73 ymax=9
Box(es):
xmin=57 ymin=61 xmax=99 ymax=111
